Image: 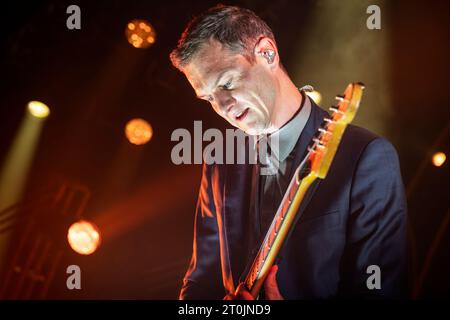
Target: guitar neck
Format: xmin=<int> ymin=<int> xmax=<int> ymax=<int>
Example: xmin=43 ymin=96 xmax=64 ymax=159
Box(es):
xmin=243 ymin=158 xmax=318 ymax=298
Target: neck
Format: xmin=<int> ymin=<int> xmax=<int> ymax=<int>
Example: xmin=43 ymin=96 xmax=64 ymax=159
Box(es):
xmin=270 ymin=70 xmax=303 ymax=131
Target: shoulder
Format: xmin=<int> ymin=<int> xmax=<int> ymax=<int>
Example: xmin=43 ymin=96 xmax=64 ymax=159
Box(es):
xmin=343 ymin=125 xmax=399 ymax=159
xmin=337 ymin=125 xmax=402 ymax=182
xmin=343 ymin=126 xmax=403 ymax=191
xmin=346 ymin=125 xmax=399 ymax=161
xmin=344 ymin=124 xmax=379 ymax=147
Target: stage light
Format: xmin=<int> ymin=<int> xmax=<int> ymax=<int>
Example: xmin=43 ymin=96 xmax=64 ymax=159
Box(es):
xmin=125 ymin=118 xmax=153 ymax=145
xmin=306 ymin=90 xmax=322 ymax=105
xmin=67 ymin=220 xmax=101 ymax=255
xmin=27 ymin=101 xmax=50 ymax=119
xmin=0 ymin=100 xmax=51 ymax=269
xmin=432 ymin=152 xmax=446 ymax=167
xmin=125 ymin=19 xmax=156 ymax=49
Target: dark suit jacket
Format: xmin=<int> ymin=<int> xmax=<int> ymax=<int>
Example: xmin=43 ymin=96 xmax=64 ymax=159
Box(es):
xmin=180 ymin=99 xmax=407 ymax=299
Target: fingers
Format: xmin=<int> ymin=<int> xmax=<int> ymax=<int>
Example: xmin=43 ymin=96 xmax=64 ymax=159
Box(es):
xmin=224 ymin=268 xmax=284 ymax=301
xmin=235 ymin=283 xmax=254 ymax=300
xmin=264 ymin=265 xmax=284 ymax=300
xmin=223 ymin=283 xmax=254 ymax=300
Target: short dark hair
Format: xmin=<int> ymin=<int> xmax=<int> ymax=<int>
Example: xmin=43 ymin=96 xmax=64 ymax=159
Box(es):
xmin=170 ymin=4 xmax=276 ymax=70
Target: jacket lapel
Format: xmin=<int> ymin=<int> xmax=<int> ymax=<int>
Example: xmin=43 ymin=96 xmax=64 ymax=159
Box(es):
xmin=221 ymin=137 xmax=255 ymax=290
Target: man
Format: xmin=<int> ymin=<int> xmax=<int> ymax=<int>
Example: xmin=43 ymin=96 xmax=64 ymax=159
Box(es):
xmin=170 ymin=5 xmax=407 ymax=299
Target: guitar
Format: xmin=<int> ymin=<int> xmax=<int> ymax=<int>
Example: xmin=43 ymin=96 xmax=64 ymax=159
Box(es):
xmin=239 ymin=82 xmax=365 ymax=298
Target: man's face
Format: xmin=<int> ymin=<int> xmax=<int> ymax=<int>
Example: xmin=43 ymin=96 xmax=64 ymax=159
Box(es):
xmin=183 ymin=40 xmax=277 ymax=135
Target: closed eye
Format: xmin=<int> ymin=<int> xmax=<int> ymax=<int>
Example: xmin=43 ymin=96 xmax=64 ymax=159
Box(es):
xmin=197 ymin=95 xmax=213 ymax=103
xmin=221 ymin=79 xmax=233 ymax=90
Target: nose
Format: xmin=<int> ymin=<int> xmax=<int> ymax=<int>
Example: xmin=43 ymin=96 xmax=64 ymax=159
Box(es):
xmin=214 ymin=92 xmax=235 ymax=116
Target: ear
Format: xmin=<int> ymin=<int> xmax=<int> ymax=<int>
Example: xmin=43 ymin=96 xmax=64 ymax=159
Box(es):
xmin=254 ymin=37 xmax=279 ymax=71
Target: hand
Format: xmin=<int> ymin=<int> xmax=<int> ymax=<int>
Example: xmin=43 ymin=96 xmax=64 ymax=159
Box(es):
xmin=223 ymin=265 xmax=284 ymax=300
xmin=223 ymin=283 xmax=254 ymax=300
xmin=264 ymin=265 xmax=284 ymax=300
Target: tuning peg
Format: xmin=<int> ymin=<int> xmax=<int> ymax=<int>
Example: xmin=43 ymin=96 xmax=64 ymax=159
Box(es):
xmin=318 ymin=128 xmax=332 ymax=135
xmin=356 ymin=82 xmax=365 ymax=89
xmin=307 ymin=146 xmax=317 ymax=154
xmin=329 ymin=106 xmax=344 ymax=115
xmin=335 ymin=94 xmax=349 ymax=102
xmin=324 ymin=117 xmax=336 ymax=124
xmin=313 ymin=138 xmax=326 ymax=149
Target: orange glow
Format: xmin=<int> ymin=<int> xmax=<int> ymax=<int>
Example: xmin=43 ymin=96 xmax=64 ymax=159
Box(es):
xmin=125 ymin=19 xmax=156 ymax=49
xmin=306 ymin=90 xmax=322 ymax=105
xmin=67 ymin=220 xmax=101 ymax=255
xmin=125 ymin=118 xmax=153 ymax=145
xmin=432 ymin=152 xmax=446 ymax=167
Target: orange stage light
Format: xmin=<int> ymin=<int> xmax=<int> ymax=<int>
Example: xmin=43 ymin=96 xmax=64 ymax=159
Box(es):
xmin=432 ymin=152 xmax=446 ymax=167
xmin=125 ymin=19 xmax=156 ymax=49
xmin=67 ymin=220 xmax=101 ymax=255
xmin=306 ymin=90 xmax=322 ymax=105
xmin=125 ymin=118 xmax=153 ymax=145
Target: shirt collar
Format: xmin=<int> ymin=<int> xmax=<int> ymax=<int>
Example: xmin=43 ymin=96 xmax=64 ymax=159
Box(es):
xmin=264 ymin=92 xmax=312 ymax=163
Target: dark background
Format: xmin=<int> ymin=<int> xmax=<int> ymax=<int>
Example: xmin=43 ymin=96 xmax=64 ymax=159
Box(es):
xmin=0 ymin=0 xmax=449 ymax=299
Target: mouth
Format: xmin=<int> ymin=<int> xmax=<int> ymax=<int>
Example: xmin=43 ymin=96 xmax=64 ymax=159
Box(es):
xmin=234 ymin=108 xmax=249 ymax=121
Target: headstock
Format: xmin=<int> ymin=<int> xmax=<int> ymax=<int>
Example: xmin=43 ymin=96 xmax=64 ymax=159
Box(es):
xmin=309 ymin=82 xmax=365 ymax=179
